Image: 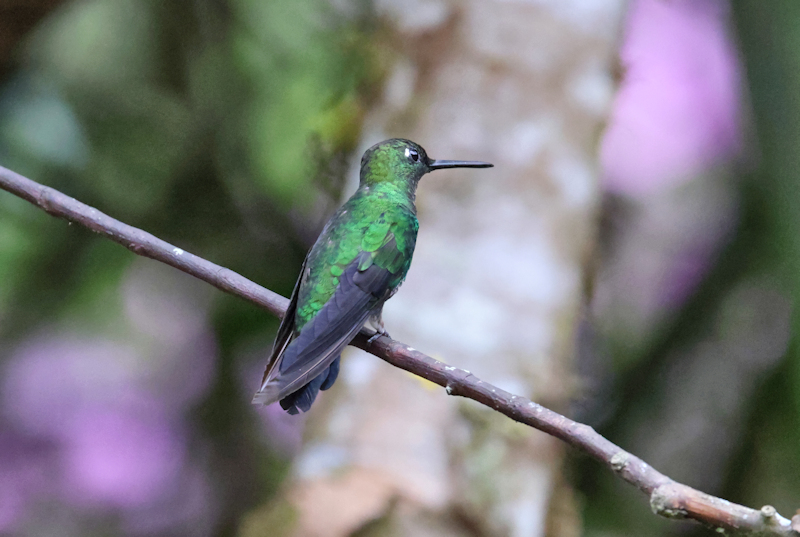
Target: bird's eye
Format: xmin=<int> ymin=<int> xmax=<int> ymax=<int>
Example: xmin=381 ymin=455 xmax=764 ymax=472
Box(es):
xmin=405 ymin=147 xmax=419 ymax=162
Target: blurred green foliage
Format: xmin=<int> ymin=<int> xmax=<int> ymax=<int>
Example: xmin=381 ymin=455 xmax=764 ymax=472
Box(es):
xmin=0 ymin=0 xmax=383 ymax=534
xmin=0 ymin=0 xmax=384 ymax=336
xmin=730 ymin=0 xmax=800 ymax=519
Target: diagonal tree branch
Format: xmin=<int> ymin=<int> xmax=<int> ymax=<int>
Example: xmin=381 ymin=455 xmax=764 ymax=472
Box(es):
xmin=1 ymin=164 xmax=798 ymax=535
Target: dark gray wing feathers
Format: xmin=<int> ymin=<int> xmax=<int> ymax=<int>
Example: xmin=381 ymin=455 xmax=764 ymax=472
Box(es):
xmin=257 ymin=257 xmax=307 ymax=388
xmin=252 ymin=253 xmax=392 ymax=409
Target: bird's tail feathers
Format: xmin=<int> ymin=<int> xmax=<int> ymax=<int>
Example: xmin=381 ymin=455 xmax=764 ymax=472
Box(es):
xmin=251 ymin=384 xmax=282 ymax=406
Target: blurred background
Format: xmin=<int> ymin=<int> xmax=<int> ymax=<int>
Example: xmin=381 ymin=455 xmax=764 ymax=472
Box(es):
xmin=0 ymin=0 xmax=797 ymax=536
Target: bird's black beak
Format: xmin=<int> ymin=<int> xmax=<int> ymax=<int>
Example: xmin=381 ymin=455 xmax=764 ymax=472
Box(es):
xmin=428 ymin=159 xmax=493 ymax=170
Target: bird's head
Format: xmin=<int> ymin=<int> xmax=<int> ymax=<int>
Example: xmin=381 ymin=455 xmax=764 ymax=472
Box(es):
xmin=359 ymin=138 xmax=492 ymax=188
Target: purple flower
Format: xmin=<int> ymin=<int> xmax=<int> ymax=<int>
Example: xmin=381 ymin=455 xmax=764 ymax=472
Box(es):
xmin=0 ymin=262 xmax=219 ymax=530
xmin=58 ymin=406 xmax=186 ymax=509
xmin=0 ymin=433 xmax=52 ymax=533
xmin=601 ymin=0 xmax=742 ymax=196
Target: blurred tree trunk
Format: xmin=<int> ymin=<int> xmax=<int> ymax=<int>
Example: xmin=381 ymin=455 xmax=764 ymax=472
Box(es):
xmin=245 ymin=2 xmax=625 ymax=536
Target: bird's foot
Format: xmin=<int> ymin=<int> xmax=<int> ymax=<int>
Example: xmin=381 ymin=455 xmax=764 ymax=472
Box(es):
xmin=367 ymin=328 xmax=390 ymax=345
xmin=366 ymin=308 xmax=390 ymax=345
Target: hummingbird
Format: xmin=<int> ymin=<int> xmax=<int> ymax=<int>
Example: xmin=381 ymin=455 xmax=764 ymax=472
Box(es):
xmin=252 ymin=138 xmax=492 ymax=414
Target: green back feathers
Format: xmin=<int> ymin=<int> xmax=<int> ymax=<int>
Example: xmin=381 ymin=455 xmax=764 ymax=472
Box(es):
xmin=294 ymin=189 xmax=418 ymax=328
xmin=292 ymin=139 xmax=431 ymax=328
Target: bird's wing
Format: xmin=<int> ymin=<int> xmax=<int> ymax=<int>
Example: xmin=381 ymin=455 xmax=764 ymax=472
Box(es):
xmin=252 ymin=248 xmax=394 ymax=405
xmin=255 ymin=256 xmax=308 ymax=391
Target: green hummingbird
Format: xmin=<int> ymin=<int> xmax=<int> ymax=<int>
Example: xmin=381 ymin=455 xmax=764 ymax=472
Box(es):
xmin=252 ymin=138 xmax=492 ymax=414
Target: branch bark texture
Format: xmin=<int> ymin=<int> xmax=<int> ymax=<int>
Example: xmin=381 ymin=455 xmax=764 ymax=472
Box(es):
xmin=1 ymin=165 xmax=797 ymax=536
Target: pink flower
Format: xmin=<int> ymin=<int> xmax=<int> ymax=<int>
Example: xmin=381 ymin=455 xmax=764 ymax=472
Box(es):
xmin=59 ymin=407 xmax=185 ymax=509
xmin=601 ymin=0 xmax=742 ymax=196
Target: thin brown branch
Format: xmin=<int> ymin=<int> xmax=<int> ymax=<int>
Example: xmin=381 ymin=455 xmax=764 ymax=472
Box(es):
xmin=0 ymin=166 xmax=289 ymax=317
xmin=1 ymin=164 xmax=798 ymax=535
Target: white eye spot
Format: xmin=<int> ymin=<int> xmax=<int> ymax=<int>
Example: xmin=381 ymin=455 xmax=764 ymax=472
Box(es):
xmin=405 ymin=147 xmax=419 ymax=162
